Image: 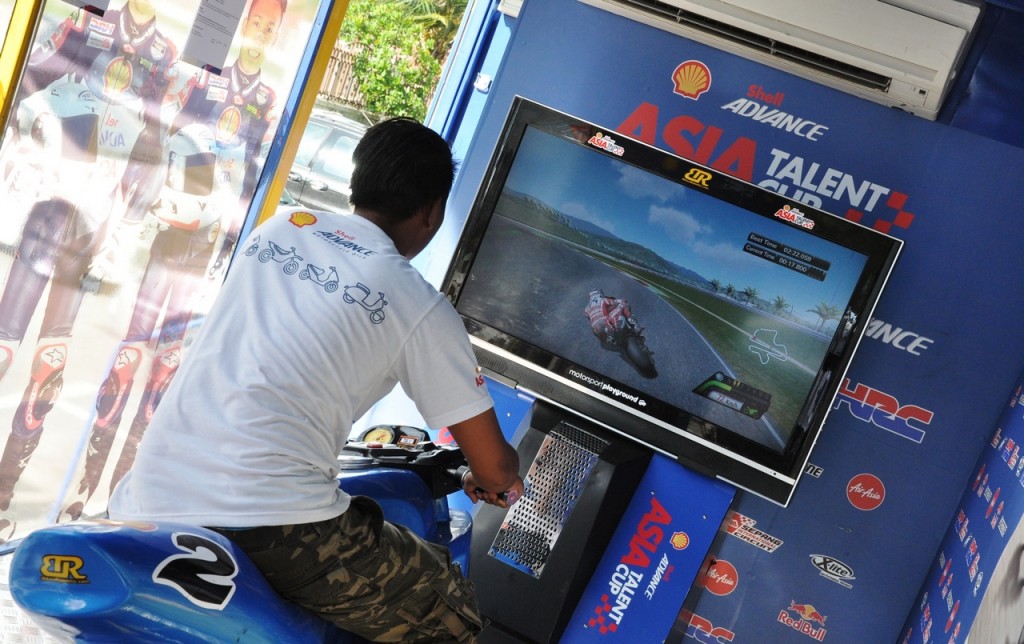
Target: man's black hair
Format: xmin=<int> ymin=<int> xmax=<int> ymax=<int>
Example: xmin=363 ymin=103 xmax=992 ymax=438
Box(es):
xmin=349 ymin=117 xmax=456 ymax=222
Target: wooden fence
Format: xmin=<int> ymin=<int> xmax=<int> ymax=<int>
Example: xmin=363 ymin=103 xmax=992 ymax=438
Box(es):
xmin=318 ymin=41 xmax=366 ymax=109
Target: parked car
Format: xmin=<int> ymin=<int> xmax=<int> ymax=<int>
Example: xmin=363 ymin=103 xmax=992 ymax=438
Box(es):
xmin=284 ymin=110 xmax=367 ymax=213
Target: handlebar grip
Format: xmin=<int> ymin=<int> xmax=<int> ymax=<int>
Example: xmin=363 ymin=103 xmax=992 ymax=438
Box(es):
xmin=452 ymin=465 xmax=519 ymax=504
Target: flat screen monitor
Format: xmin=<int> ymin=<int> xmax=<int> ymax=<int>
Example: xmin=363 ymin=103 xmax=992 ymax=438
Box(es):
xmin=441 ymin=97 xmax=903 ymax=506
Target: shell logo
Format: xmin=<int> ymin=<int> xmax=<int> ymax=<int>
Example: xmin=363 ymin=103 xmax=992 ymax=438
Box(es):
xmin=216 ymin=107 xmax=242 ymax=146
xmin=289 ymin=211 xmax=317 ymax=227
xmin=103 ymin=57 xmax=133 ymax=96
xmin=670 ymin=531 xmax=690 ymax=550
xmin=672 ymin=60 xmax=712 ymax=100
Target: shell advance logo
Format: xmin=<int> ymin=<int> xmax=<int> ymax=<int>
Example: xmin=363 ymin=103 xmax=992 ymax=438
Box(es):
xmin=586 ymin=496 xmax=688 ymax=635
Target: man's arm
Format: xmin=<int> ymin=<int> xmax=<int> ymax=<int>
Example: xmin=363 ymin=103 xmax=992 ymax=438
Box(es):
xmin=447 ymin=408 xmax=523 ymax=506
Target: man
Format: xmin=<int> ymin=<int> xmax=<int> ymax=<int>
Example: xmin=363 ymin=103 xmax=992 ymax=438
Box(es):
xmin=109 ymin=118 xmax=525 ymax=642
xmin=63 ymin=0 xmax=287 ymax=520
xmin=0 ymin=0 xmax=178 ymax=514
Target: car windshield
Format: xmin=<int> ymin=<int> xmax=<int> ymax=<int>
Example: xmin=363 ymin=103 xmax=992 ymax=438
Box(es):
xmin=313 ymin=132 xmax=359 ymax=181
xmin=294 ymin=121 xmax=333 ymax=167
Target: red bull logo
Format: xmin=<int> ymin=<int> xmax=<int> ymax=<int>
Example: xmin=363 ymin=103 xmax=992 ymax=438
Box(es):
xmin=778 ymin=601 xmax=827 ymax=640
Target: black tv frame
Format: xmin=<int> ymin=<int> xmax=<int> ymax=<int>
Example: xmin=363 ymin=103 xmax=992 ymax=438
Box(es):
xmin=441 ymin=97 xmax=902 ymax=506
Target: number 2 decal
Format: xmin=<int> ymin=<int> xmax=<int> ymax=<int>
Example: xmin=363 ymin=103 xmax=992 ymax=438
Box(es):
xmin=153 ymin=532 xmax=239 ymax=610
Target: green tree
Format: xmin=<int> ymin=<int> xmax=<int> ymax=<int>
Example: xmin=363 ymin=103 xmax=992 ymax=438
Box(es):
xmin=771 ymin=295 xmax=789 ymax=315
xmin=807 ymin=301 xmax=842 ymax=331
xmin=399 ymin=0 xmax=468 ymax=59
xmin=340 ymin=1 xmax=442 ymax=121
xmin=741 ymin=286 xmax=759 ymax=305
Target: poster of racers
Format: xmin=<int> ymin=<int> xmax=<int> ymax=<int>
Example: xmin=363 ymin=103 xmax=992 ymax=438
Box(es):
xmin=0 ymin=0 xmax=324 ymax=542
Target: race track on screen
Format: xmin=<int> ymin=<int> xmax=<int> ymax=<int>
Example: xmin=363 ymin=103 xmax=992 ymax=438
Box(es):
xmin=457 ymin=214 xmax=797 ymax=451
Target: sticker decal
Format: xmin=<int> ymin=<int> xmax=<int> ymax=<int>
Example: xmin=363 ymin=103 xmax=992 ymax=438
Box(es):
xmin=153 ymin=532 xmax=239 ymax=610
xmin=40 ymin=555 xmax=89 ymax=583
xmin=587 ymin=132 xmax=625 ymax=156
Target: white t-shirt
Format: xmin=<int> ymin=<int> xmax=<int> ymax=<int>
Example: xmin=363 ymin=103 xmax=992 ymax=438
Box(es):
xmin=108 ymin=208 xmax=493 ymax=527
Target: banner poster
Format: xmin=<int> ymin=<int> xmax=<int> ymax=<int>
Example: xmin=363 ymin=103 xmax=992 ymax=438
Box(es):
xmin=900 ymin=375 xmax=1024 ymax=643
xmin=560 ymin=454 xmax=735 ymax=642
xmin=0 ymin=0 xmax=325 ymax=543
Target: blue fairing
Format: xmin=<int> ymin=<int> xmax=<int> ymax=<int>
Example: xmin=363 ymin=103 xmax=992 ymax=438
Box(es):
xmin=9 ymin=454 xmax=473 ymax=642
xmin=11 ymin=520 xmax=342 ymax=642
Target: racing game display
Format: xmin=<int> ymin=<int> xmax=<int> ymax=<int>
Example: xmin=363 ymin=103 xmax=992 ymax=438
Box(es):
xmin=443 ymin=98 xmax=902 ymax=505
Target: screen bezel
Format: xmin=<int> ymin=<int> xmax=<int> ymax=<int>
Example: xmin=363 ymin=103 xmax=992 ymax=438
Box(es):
xmin=441 ymin=97 xmax=902 ymax=505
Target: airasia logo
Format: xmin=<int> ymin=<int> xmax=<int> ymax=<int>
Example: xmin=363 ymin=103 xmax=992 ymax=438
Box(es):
xmin=847 ymin=473 xmax=885 ymax=511
xmin=702 ymin=558 xmax=738 ymax=596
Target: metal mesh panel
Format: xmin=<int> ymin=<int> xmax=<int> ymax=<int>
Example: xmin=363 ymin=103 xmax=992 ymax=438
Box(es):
xmin=488 ymin=422 xmax=609 ymax=577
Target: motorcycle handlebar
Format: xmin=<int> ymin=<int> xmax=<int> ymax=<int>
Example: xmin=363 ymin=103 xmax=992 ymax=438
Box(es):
xmin=449 ymin=465 xmax=517 ymax=505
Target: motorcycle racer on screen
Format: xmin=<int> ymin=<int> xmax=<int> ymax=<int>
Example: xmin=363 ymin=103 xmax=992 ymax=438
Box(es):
xmin=585 ymin=289 xmax=657 ymax=378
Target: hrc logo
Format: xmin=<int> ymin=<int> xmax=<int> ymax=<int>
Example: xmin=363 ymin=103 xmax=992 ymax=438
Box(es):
xmin=833 ymin=379 xmax=934 ymax=443
xmin=40 ymin=555 xmax=89 ymax=583
xmin=686 ymin=613 xmax=735 ymax=642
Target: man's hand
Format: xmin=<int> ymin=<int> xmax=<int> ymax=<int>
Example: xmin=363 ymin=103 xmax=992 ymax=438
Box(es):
xmin=461 ymin=469 xmax=525 ymax=509
xmin=447 ymin=408 xmax=521 ymax=495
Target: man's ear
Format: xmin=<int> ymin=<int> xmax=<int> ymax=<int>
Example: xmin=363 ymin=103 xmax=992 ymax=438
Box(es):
xmin=423 ymin=198 xmax=444 ymax=231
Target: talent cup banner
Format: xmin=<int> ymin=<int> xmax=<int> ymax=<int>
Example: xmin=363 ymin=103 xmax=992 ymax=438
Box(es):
xmin=561 ymin=454 xmax=735 ymax=642
xmin=0 ymin=0 xmax=325 ymax=543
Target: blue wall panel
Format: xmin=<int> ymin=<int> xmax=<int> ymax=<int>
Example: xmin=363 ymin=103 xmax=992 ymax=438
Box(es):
xmin=437 ymin=0 xmax=1024 ymax=640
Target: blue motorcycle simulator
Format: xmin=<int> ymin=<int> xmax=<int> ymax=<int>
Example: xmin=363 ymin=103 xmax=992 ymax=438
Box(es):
xmin=8 ymin=425 xmax=477 ymax=642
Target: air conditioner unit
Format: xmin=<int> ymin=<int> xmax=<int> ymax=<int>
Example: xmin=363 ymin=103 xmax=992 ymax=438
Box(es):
xmin=578 ymin=0 xmax=982 ymax=120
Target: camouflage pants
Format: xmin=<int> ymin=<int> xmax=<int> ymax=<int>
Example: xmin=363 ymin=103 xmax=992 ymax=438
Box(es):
xmin=210 ymin=496 xmax=484 ymax=642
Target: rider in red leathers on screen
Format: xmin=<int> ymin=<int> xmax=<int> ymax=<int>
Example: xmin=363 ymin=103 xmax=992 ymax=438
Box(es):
xmin=585 ymin=289 xmax=633 ymax=344
xmin=62 ymin=0 xmax=285 ymax=521
xmin=0 ymin=0 xmax=178 ymax=516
